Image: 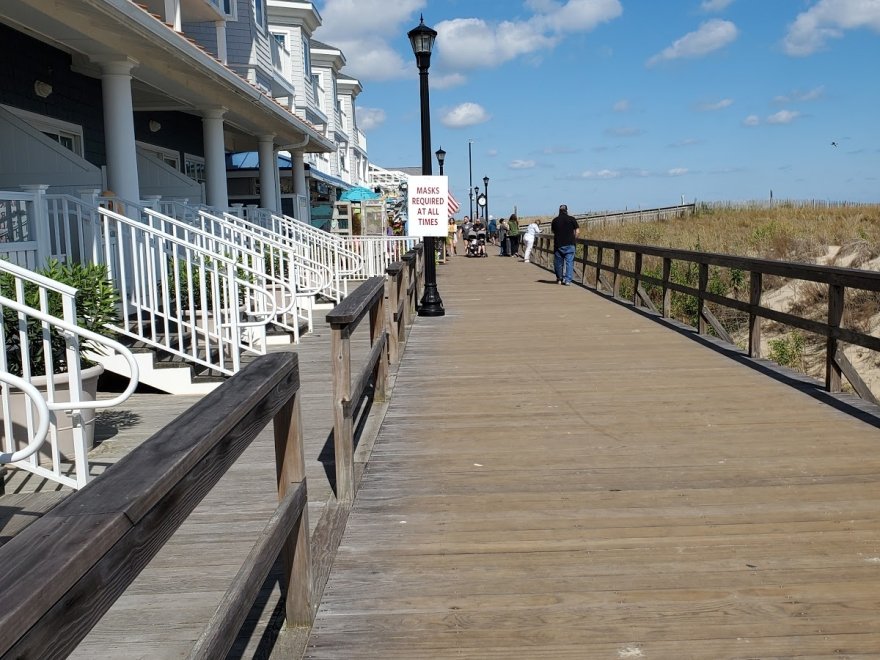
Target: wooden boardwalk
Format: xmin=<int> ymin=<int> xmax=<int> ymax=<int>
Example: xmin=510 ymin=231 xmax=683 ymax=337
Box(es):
xmin=305 ymin=252 xmax=880 ymax=658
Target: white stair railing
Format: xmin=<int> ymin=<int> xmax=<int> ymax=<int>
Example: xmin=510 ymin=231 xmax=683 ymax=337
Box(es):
xmin=0 ymin=260 xmax=139 ymax=490
xmin=272 ymin=214 xmax=364 ymax=300
xmin=97 ymin=207 xmax=285 ymax=376
xmin=338 ymin=235 xmax=420 ymax=278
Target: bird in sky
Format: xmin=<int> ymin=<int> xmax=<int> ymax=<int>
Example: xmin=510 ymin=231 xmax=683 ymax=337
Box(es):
xmin=831 ymin=141 xmax=838 ymax=147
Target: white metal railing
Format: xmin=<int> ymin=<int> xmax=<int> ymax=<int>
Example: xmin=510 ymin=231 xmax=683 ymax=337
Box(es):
xmin=195 ymin=209 xmax=327 ymax=340
xmin=271 ymin=214 xmax=364 ymax=301
xmin=0 ymin=190 xmax=45 ymax=269
xmin=97 ymin=206 xmax=283 ymax=376
xmin=0 ymin=259 xmax=138 ymax=489
xmin=339 ymin=235 xmax=419 ymax=279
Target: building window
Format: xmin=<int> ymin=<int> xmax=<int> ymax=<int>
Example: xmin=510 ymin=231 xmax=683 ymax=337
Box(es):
xmin=2 ymin=105 xmax=84 ymax=157
xmin=273 ymin=33 xmax=286 ymax=49
xmin=303 ymin=37 xmax=311 ymax=74
xmin=137 ymin=142 xmax=180 ymax=169
xmin=184 ymin=154 xmax=206 ymax=183
xmin=254 ymin=0 xmax=266 ymax=30
xmin=223 ymin=0 xmax=235 ymax=17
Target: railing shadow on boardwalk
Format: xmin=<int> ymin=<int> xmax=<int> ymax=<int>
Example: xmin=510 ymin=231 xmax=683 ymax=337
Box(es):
xmin=0 ymin=246 xmax=424 ymax=658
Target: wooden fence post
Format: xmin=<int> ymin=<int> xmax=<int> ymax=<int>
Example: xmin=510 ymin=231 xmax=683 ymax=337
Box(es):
xmin=385 ymin=271 xmax=400 ymax=366
xmin=698 ymin=263 xmax=708 ymax=334
xmin=330 ymin=324 xmax=354 ymax=502
xmin=633 ymin=252 xmax=642 ymax=307
xmin=826 ymin=284 xmax=844 ymax=392
xmin=662 ymin=257 xmax=672 ymax=318
xmin=580 ymin=243 xmax=590 ymax=285
xmin=612 ymin=250 xmax=621 ymax=298
xmin=596 ymin=247 xmax=603 ymax=292
xmin=273 ymin=386 xmax=313 ymax=626
xmin=371 ymin=290 xmax=389 ymax=403
xmin=749 ymin=271 xmax=762 ymax=358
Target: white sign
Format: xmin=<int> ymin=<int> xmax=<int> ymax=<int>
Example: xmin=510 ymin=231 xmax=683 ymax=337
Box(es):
xmin=406 ymin=175 xmax=449 ymax=238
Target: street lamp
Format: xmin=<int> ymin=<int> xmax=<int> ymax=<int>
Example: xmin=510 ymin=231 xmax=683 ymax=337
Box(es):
xmin=468 ymin=139 xmax=474 ymax=219
xmin=474 ymin=186 xmax=480 ymax=218
xmin=435 ymin=146 xmax=446 ymax=175
xmin=408 ymin=15 xmax=444 ymax=317
xmin=483 ymin=175 xmax=490 ymax=226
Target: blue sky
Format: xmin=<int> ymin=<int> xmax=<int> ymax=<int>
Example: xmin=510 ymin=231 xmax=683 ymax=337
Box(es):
xmin=315 ymin=0 xmax=880 ymax=217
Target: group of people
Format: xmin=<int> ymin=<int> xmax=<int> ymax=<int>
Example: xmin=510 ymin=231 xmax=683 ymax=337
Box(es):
xmin=438 ymin=204 xmax=581 ymax=284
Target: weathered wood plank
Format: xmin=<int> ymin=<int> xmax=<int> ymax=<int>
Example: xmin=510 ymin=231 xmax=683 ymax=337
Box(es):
xmin=306 ymin=253 xmax=880 ymax=658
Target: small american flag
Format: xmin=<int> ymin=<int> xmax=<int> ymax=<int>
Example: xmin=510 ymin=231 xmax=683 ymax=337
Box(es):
xmin=448 ymin=191 xmax=460 ymax=215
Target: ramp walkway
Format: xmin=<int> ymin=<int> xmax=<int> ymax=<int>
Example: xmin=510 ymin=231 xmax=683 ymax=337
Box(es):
xmin=304 ymin=252 xmax=880 ymax=658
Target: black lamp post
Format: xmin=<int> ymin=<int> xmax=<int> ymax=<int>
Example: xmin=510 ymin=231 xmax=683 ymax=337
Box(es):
xmin=435 ymin=146 xmax=446 ymax=175
xmin=474 ymin=186 xmax=480 ymax=218
xmin=409 ymin=15 xmax=444 ymax=317
xmin=483 ymin=175 xmax=490 ymax=225
xmin=468 ymin=139 xmax=474 ymax=219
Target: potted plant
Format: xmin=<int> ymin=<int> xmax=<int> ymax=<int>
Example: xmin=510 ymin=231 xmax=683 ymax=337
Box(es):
xmin=1 ymin=259 xmax=120 ymax=460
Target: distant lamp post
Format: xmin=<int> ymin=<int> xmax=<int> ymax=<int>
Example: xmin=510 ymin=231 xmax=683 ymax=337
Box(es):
xmin=409 ymin=15 xmax=444 ymax=317
xmin=435 ymin=146 xmax=446 ymax=175
xmin=474 ymin=186 xmax=480 ymax=218
xmin=483 ymin=175 xmax=490 ymax=224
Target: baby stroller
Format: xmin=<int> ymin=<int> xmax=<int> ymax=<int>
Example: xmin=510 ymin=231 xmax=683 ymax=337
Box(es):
xmin=466 ymin=230 xmax=487 ymax=257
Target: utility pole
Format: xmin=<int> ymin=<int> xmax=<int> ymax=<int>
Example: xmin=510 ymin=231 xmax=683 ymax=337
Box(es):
xmin=468 ymin=139 xmax=474 ymax=219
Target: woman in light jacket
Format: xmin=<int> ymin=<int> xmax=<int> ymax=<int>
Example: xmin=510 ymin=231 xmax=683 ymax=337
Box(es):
xmin=522 ymin=219 xmax=542 ymax=263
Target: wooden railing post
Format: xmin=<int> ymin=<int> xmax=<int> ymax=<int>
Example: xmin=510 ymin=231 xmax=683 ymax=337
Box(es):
xmin=385 ymin=269 xmax=400 ymax=366
xmin=826 ymin=284 xmax=844 ymax=392
xmin=662 ymin=257 xmax=671 ymax=317
xmin=580 ymin=243 xmax=590 ymax=285
xmin=749 ymin=271 xmax=762 ymax=358
xmin=273 ymin=386 xmax=312 ymax=626
xmin=596 ymin=246 xmax=603 ymax=291
xmin=633 ymin=252 xmax=642 ymax=307
xmin=612 ymin=250 xmax=621 ymax=298
xmin=371 ymin=290 xmax=389 ymax=403
xmin=698 ymin=263 xmax=709 ymax=334
xmin=331 ymin=323 xmax=354 ymax=502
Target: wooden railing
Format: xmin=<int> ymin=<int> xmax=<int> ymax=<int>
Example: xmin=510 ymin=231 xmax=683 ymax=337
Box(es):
xmin=533 ymin=235 xmax=880 ymax=404
xmin=326 ymin=246 xmax=423 ymax=502
xmin=0 ymin=353 xmax=311 ymax=658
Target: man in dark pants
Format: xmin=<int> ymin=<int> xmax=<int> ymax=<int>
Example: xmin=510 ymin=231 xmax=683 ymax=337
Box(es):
xmin=550 ymin=204 xmax=579 ymax=285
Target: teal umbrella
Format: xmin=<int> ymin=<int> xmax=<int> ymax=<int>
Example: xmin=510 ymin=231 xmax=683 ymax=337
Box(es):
xmin=339 ymin=187 xmax=381 ymax=202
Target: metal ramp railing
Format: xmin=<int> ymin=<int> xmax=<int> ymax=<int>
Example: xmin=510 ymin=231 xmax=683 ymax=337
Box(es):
xmin=0 ymin=259 xmax=138 ymax=489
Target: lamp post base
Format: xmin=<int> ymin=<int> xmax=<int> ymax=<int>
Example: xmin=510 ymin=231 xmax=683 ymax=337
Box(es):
xmin=418 ymin=283 xmax=445 ymax=317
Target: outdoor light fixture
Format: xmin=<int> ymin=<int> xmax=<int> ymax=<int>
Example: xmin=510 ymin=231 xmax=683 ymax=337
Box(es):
xmin=483 ymin=176 xmax=490 ymax=224
xmin=435 ymin=146 xmax=446 ymax=175
xmin=34 ymin=81 xmax=53 ymax=99
xmin=408 ymin=15 xmax=444 ymax=317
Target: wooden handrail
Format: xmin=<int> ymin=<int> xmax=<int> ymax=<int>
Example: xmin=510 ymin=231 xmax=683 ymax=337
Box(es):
xmin=329 ymin=247 xmax=423 ymax=503
xmin=0 ymin=353 xmax=310 ymax=658
xmin=533 ymin=235 xmax=880 ymax=402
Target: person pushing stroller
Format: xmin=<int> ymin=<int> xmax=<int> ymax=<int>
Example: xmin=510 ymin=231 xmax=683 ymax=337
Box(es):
xmin=467 ymin=217 xmax=488 ymax=257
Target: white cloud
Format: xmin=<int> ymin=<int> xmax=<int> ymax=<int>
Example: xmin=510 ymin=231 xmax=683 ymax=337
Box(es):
xmin=701 ymin=0 xmax=734 ymax=12
xmin=581 ymin=169 xmax=622 ymax=179
xmin=441 ymin=103 xmax=491 ymax=128
xmin=510 ymin=159 xmax=537 ymax=170
xmin=666 ymin=168 xmax=689 ymax=176
xmin=766 ymin=109 xmax=801 ymax=124
xmin=605 ymin=126 xmax=643 ymax=137
xmin=670 ymin=138 xmax=703 ymax=147
xmin=313 ymin=0 xmax=425 ymax=80
xmin=432 ymin=73 xmax=467 ymax=90
xmin=773 ymin=86 xmax=825 ymax=103
xmin=742 ymin=115 xmax=761 ymax=126
xmin=314 ymin=0 xmax=623 ymax=84
xmin=647 ymin=19 xmax=738 ymax=66
xmin=783 ymin=0 xmax=880 ymax=56
xmin=697 ymin=98 xmax=734 ymax=111
xmin=356 ymin=107 xmax=387 ymax=131
xmin=613 ymin=99 xmax=631 ymax=112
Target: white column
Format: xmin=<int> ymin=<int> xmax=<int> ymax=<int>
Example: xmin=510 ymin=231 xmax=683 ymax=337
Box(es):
xmin=202 ymin=108 xmax=228 ymax=208
xmin=258 ymin=135 xmax=278 ymax=212
xmin=99 ymin=60 xmax=140 ymax=204
xmin=214 ymin=20 xmax=227 ymax=64
xmin=291 ymin=150 xmax=309 ymax=222
xmin=164 ymin=0 xmax=181 ymax=31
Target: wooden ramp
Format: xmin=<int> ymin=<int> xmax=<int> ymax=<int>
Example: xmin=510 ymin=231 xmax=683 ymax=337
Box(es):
xmin=306 ymin=253 xmax=880 ymax=658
